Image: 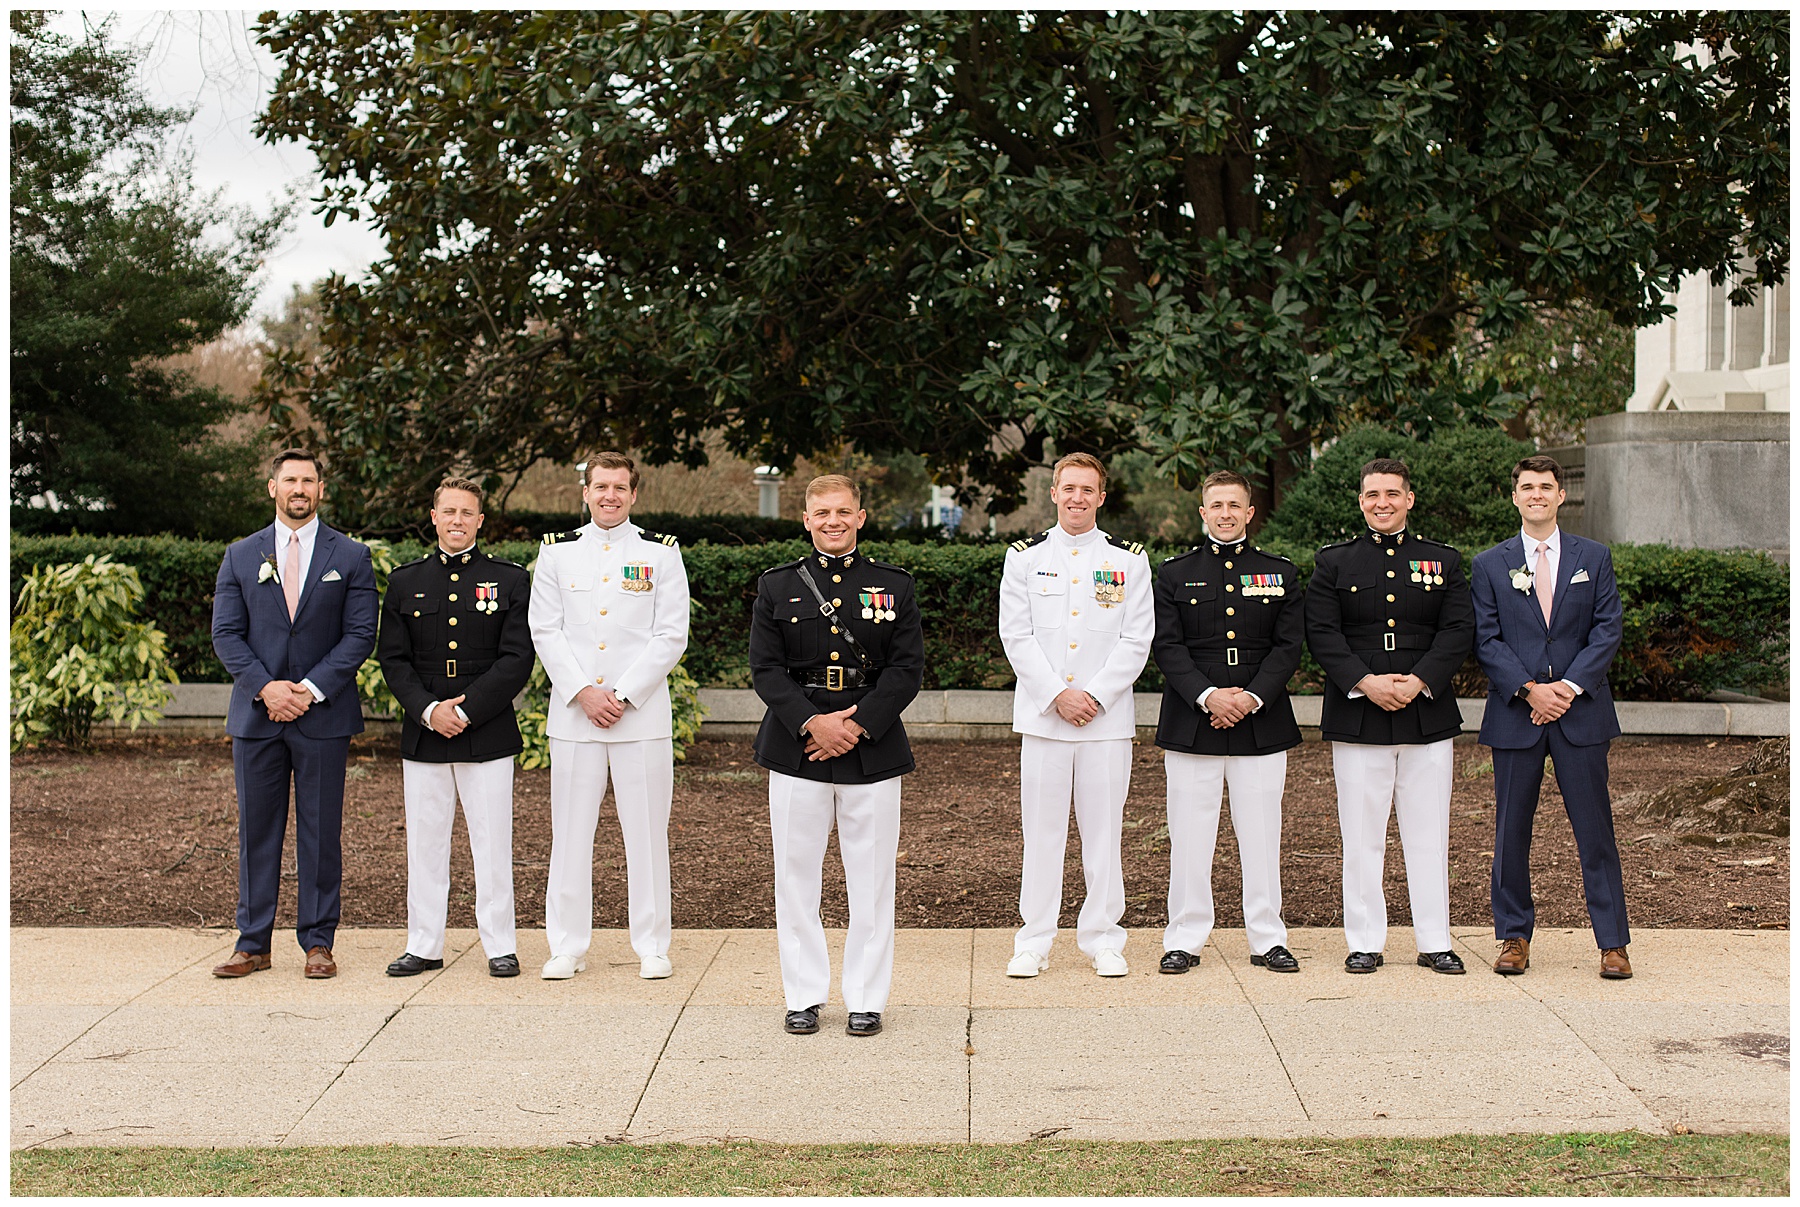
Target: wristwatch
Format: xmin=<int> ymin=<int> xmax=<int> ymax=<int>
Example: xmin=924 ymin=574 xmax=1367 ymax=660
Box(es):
xmin=1515 ymin=681 xmax=1537 ymax=702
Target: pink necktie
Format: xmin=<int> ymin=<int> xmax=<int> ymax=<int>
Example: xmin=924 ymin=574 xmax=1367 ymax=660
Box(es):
xmin=1534 ymin=542 xmax=1553 ymax=625
xmin=284 ymin=535 xmax=302 ymax=620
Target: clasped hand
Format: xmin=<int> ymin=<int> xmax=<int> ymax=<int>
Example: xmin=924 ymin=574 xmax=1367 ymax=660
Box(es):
xmin=1356 ymin=673 xmax=1427 ymax=712
xmin=804 ymin=705 xmax=864 ymax=760
xmin=260 ymin=680 xmax=314 ymax=723
xmin=429 ymin=694 xmax=469 ymax=737
xmin=1206 ymin=686 xmax=1256 ymax=729
xmin=576 ymin=686 xmax=626 ymax=729
xmin=1526 ymin=681 xmax=1576 ymax=726
xmin=1052 ymin=688 xmax=1099 ymax=727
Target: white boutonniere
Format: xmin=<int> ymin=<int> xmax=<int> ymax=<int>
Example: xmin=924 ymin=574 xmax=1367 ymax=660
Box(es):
xmin=259 ymin=554 xmax=281 ymax=585
xmin=1508 ymin=565 xmax=1533 ymax=594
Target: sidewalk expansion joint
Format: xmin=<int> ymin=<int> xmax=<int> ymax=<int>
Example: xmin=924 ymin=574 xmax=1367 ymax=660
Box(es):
xmin=1226 ymin=950 xmax=1311 ymax=1122
xmin=963 ymin=927 xmax=975 ymax=1144
xmin=618 ymin=932 xmax=729 ymax=1141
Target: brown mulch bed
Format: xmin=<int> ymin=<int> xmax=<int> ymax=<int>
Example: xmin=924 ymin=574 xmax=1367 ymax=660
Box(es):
xmin=10 ymin=734 xmax=1787 ymax=935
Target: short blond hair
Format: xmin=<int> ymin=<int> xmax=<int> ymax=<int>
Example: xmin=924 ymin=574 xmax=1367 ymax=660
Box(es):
xmin=580 ymin=450 xmax=639 ymax=491
xmin=1200 ymin=470 xmax=1252 ymax=503
xmin=432 ymin=476 xmax=485 ymax=510
xmin=1052 ymin=452 xmax=1108 ymax=491
xmin=804 ymin=474 xmax=862 ymax=506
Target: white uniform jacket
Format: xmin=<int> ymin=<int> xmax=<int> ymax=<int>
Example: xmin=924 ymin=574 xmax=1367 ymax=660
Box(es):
xmin=530 ymin=521 xmax=691 ymax=743
xmin=999 ymin=525 xmax=1153 ymax=741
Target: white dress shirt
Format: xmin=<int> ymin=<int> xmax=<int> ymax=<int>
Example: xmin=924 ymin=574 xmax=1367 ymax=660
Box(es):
xmin=1522 ymin=525 xmax=1585 ymax=695
xmin=273 ymin=516 xmax=325 ymax=702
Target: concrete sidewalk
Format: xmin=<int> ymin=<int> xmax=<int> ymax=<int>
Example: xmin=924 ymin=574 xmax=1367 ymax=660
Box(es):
xmin=11 ymin=926 xmax=1787 ymax=1149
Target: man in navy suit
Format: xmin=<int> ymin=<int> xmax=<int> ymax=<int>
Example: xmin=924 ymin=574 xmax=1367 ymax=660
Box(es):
xmin=210 ymin=449 xmax=378 ymax=979
xmin=1471 ymin=454 xmax=1630 ymax=980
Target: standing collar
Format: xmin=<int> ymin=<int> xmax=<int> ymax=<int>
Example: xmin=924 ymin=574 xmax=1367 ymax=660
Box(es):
xmin=1367 ymin=528 xmax=1408 ymax=546
xmin=436 ymin=545 xmax=479 ymax=565
xmin=810 ymin=547 xmax=859 ymax=569
xmin=1203 ymin=527 xmax=1247 ymax=555
xmin=1051 ymin=524 xmax=1105 ymax=548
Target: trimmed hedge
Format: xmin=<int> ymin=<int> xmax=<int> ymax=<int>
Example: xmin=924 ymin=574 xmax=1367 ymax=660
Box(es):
xmin=12 ymin=535 xmax=1787 ymax=701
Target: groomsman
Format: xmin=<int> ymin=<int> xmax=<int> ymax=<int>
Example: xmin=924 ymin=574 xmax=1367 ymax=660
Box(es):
xmin=1152 ymin=471 xmax=1305 ymax=974
xmin=749 ymin=474 xmax=924 ymax=1037
xmin=1304 ymin=457 xmax=1474 ymax=975
xmin=1471 ymin=455 xmax=1630 ymax=979
xmin=531 ymin=451 xmax=690 ymax=981
xmin=377 ymin=478 xmax=534 ymax=978
xmin=998 ymin=452 xmax=1153 ymax=978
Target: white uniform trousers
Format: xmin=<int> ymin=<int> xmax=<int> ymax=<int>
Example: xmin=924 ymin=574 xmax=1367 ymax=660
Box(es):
xmin=545 ymin=736 xmax=673 ymax=961
xmin=769 ymin=772 xmax=903 ymax=1013
xmin=1163 ymin=749 xmax=1289 ymax=957
xmin=1015 ymin=734 xmax=1131 ymax=959
xmin=402 ymin=758 xmax=517 ymax=960
xmin=1332 ymin=738 xmax=1454 ymax=954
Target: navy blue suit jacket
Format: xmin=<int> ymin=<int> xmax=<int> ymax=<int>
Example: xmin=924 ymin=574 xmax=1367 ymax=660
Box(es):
xmin=212 ymin=522 xmax=379 ymax=739
xmin=1471 ymin=532 xmax=1623 ymax=749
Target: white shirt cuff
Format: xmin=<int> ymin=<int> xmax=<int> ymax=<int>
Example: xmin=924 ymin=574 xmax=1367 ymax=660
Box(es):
xmin=1244 ymin=690 xmax=1264 ymax=712
xmin=1198 ymin=686 xmax=1216 ymax=710
xmin=1561 ymin=679 xmax=1585 ymax=696
xmin=1418 ymin=683 xmax=1434 ymax=700
xmin=301 ymin=678 xmax=325 ymax=703
xmin=1347 ymin=688 xmax=1365 ymax=700
xmin=422 ymin=700 xmax=439 ymax=730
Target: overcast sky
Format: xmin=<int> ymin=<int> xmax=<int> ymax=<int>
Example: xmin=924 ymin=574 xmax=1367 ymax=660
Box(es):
xmin=46 ymin=10 xmax=387 ymax=325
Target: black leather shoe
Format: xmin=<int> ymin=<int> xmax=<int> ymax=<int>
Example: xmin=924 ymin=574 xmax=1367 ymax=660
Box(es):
xmin=385 ymin=952 xmax=443 ymax=977
xmin=1251 ymin=945 xmax=1299 ymax=972
xmin=1159 ymin=950 xmax=1198 ymax=974
xmin=1416 ymin=950 xmax=1466 ymax=975
xmin=846 ymin=1011 xmax=882 ymax=1036
xmin=488 ymin=954 xmax=521 ymax=978
xmin=1344 ymin=951 xmax=1384 ymax=974
xmin=784 ymin=1005 xmax=822 ymax=1034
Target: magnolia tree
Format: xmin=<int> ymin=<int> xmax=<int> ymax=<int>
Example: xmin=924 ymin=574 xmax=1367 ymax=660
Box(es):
xmin=255 ymin=11 xmax=1787 ymax=527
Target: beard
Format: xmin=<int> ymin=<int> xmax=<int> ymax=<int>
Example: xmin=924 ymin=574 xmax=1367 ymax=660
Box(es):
xmin=282 ymin=494 xmax=316 ymax=520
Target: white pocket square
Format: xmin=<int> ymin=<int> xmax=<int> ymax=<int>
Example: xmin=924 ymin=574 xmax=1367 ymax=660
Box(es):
xmin=1569 ymin=569 xmax=1590 ymax=584
xmin=320 ymin=568 xmax=342 ymax=582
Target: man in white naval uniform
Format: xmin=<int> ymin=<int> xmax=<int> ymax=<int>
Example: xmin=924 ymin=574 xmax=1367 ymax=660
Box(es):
xmin=530 ymin=451 xmax=691 ymax=981
xmin=998 ymin=452 xmax=1153 ymax=978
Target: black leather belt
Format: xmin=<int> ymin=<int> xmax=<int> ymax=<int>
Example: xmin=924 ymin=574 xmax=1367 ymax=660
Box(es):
xmin=791 ymin=667 xmax=875 ymax=691
xmin=1348 ymin=632 xmax=1433 ymax=653
xmin=441 ymin=659 xmax=494 ymax=678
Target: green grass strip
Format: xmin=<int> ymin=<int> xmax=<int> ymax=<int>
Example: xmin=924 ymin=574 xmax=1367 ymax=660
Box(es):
xmin=11 ymin=1133 xmax=1786 ymax=1196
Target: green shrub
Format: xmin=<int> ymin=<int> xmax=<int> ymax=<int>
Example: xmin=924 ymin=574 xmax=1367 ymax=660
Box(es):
xmin=1260 ymin=423 xmax=1536 ymax=551
xmin=11 ymin=555 xmax=178 ymax=749
xmin=13 ymin=534 xmax=1786 ymax=705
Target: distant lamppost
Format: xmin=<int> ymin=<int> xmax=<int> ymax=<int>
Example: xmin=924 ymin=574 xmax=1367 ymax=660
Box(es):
xmin=923 ymin=484 xmax=963 ymax=534
xmin=754 ymin=466 xmax=784 ymax=519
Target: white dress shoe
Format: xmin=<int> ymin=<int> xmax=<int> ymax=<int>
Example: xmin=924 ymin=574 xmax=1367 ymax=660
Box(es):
xmin=1006 ymin=951 xmax=1049 ymax=978
xmin=540 ymin=954 xmax=587 ymax=980
xmin=1092 ymin=949 xmax=1129 ymax=977
xmin=639 ymin=954 xmax=673 ymax=980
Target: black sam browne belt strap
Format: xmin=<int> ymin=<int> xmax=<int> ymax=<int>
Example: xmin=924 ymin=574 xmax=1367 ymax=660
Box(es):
xmin=795 ymin=561 xmax=876 ymax=671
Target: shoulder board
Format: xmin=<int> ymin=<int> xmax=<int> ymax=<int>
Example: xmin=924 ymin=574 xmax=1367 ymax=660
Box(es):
xmin=1253 ymin=547 xmax=1297 ymax=566
xmin=865 ymin=558 xmax=914 ymax=577
xmin=540 ymin=530 xmax=583 ymax=545
xmin=1162 ymin=546 xmax=1201 ymax=564
xmin=758 ymin=557 xmax=806 ymax=578
xmin=392 ymin=554 xmax=431 ymax=571
xmin=1108 ymin=536 xmax=1146 ymax=556
xmin=1008 ymin=531 xmax=1049 ymax=553
xmin=637 ymin=528 xmax=680 ymax=547
xmin=1409 ymin=535 xmax=1455 ymax=550
xmin=1320 ymin=536 xmax=1358 ymax=551
xmin=488 ymin=556 xmax=525 ymax=570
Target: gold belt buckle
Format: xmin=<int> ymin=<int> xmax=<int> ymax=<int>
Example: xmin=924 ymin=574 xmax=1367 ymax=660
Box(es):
xmin=445 ymin=659 xmax=457 ymax=677
xmin=1227 ymin=648 xmax=1239 ymax=666
xmin=1383 ymin=633 xmax=1396 ymax=652
xmin=825 ymin=666 xmax=845 ymax=691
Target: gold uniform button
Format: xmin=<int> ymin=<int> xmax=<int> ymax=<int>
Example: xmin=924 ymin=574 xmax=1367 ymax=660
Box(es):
xmin=413 ymin=610 xmax=421 ymax=618
xmin=832 ymin=574 xmax=841 ymax=583
xmin=1224 ymin=561 xmax=1233 ymax=569
xmin=1225 ymin=584 xmax=1235 ymax=593
xmin=602 ymin=544 xmax=611 ymax=552
xmin=1071 ymin=609 xmax=1080 ymax=617
xmin=1070 ymin=549 xmax=1080 ymax=557
xmin=600 ymin=608 xmax=608 ymax=616
xmin=1069 ymin=642 xmax=1078 ymax=649
xmin=448 ymin=593 xmax=457 ymax=601
xmin=1387 ymin=594 xmax=1395 ymax=602
xmin=602 ymin=575 xmax=610 ymax=582
xmin=450 ymin=573 xmax=459 ymax=582
xmin=599 ymin=643 xmax=606 ymax=650
xmin=448 ymin=617 xmax=458 ymax=626
xmin=1387 ymin=570 xmax=1396 ymax=578
xmin=832 ymin=598 xmax=842 ymax=607
xmin=1350 ymin=586 xmax=1358 ymax=593
xmin=1226 ymin=630 xmax=1236 ymax=639
xmin=789 ymin=616 xmax=797 ymax=624
xmin=1226 ymin=607 xmax=1235 ymax=615
xmin=830 ymin=652 xmax=841 ymax=662
xmin=1189 ymin=598 xmax=1198 ymax=605
xmin=448 ymin=641 xmax=458 ymax=650
xmin=1066 ymin=673 xmax=1075 ymax=682
xmin=1387 ymin=619 xmax=1396 ymax=628
xmin=1387 ymin=548 xmax=1395 ymax=556
xmin=596 ymin=676 xmax=604 ymax=684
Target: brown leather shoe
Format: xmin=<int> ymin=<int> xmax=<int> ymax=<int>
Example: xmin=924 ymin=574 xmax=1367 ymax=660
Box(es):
xmin=304 ymin=946 xmax=338 ymax=979
xmin=212 ymin=950 xmax=272 ymax=978
xmin=1600 ymin=947 xmax=1633 ymax=979
xmin=1493 ymin=937 xmax=1530 ymax=975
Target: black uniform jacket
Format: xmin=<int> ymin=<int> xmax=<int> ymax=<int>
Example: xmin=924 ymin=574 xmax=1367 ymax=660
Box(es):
xmin=377 ymin=546 xmax=535 ymax=762
xmin=749 ymin=548 xmax=925 ymax=785
xmin=1304 ymin=529 xmax=1474 ymax=745
xmin=1153 ymin=537 xmax=1304 ymax=756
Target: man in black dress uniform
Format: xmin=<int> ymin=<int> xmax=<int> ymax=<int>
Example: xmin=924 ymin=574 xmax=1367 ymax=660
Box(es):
xmin=749 ymin=474 xmax=924 ymax=1037
xmin=377 ymin=477 xmax=535 ymax=978
xmin=1153 ymin=470 xmax=1306 ymax=975
xmin=1304 ymin=457 xmax=1475 ymax=975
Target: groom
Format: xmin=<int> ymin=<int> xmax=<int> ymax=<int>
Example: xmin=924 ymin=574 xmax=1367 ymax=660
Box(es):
xmin=1470 ymin=455 xmax=1629 ymax=980
xmin=210 ymin=449 xmax=378 ymax=978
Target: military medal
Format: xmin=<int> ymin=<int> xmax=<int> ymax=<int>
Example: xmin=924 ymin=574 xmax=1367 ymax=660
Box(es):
xmin=1240 ymin=573 xmax=1285 ymax=597
xmin=861 ymin=589 xmax=895 ymax=622
xmin=622 ymin=563 xmax=655 ymax=592
xmin=475 ymin=582 xmax=500 ymax=613
xmin=1411 ymin=560 xmax=1443 ymax=588
xmin=1092 ymin=567 xmax=1125 ymax=607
